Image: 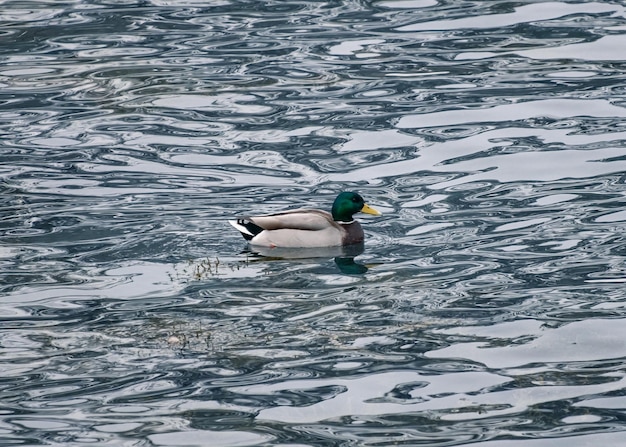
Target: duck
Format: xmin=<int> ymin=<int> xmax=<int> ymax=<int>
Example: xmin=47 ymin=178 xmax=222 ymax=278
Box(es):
xmin=229 ymin=191 xmax=381 ymax=248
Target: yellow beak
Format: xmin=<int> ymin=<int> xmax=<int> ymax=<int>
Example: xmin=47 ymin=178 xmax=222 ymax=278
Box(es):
xmin=360 ymin=203 xmax=382 ymax=216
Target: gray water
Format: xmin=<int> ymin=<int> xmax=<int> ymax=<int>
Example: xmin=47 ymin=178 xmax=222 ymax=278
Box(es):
xmin=3 ymin=0 xmax=626 ymax=445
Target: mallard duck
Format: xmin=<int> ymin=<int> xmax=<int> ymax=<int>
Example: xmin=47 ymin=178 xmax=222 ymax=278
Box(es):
xmin=229 ymin=191 xmax=381 ymax=248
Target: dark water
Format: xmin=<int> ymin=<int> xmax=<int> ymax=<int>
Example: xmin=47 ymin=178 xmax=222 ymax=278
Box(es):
xmin=3 ymin=0 xmax=626 ymax=445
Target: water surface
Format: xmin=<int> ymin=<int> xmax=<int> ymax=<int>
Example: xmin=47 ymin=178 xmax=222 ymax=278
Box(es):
xmin=2 ymin=0 xmax=626 ymax=445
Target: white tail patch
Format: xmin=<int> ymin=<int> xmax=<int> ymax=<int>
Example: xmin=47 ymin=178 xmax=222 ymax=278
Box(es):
xmin=228 ymin=219 xmax=254 ymax=237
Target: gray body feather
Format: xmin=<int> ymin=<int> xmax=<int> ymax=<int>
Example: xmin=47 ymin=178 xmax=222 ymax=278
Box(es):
xmin=229 ymin=209 xmax=365 ymax=248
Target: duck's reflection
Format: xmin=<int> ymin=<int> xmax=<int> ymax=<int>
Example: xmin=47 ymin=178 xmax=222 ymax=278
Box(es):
xmin=248 ymin=242 xmax=370 ymax=274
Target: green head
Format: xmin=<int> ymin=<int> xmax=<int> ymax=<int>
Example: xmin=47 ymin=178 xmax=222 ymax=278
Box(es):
xmin=331 ymin=191 xmax=381 ymax=222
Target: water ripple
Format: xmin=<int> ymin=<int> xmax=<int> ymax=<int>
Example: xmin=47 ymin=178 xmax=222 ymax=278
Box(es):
xmin=3 ymin=0 xmax=626 ymax=445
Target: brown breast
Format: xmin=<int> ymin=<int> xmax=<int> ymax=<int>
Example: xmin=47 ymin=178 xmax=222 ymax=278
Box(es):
xmin=341 ymin=221 xmax=364 ymax=245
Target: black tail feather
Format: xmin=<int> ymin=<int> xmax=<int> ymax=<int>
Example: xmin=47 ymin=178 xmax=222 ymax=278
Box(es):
xmin=238 ymin=218 xmax=264 ymax=241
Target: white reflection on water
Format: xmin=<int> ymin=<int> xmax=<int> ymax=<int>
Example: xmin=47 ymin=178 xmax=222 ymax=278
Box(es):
xmin=397 ymin=99 xmax=626 ymax=128
xmin=459 ymin=35 xmax=626 ymax=61
xmin=398 ymin=2 xmax=620 ymax=31
xmin=331 ymin=135 xmax=626 ymax=188
xmin=469 ymin=432 xmax=626 ymax=447
xmin=247 ymin=369 xmax=626 ymax=423
xmin=428 ymin=319 xmax=626 ymax=368
xmin=4 ymin=262 xmax=181 ymax=304
xmin=336 ymin=129 xmax=423 ymax=152
xmin=151 ymin=94 xmax=274 ymax=114
xmin=247 ymin=370 xmax=511 ymax=423
xmin=149 ymin=430 xmax=273 ymax=447
xmin=379 ymin=0 xmax=437 ymax=9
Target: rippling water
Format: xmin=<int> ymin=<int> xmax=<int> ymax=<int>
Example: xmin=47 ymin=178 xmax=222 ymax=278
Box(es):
xmin=3 ymin=0 xmax=626 ymax=445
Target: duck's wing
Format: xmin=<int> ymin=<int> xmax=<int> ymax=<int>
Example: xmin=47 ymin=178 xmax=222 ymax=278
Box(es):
xmin=230 ymin=209 xmax=345 ymax=247
xmin=248 ymin=209 xmax=337 ymax=231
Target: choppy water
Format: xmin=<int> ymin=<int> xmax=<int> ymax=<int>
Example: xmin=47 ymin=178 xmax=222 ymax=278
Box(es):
xmin=3 ymin=0 xmax=626 ymax=445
